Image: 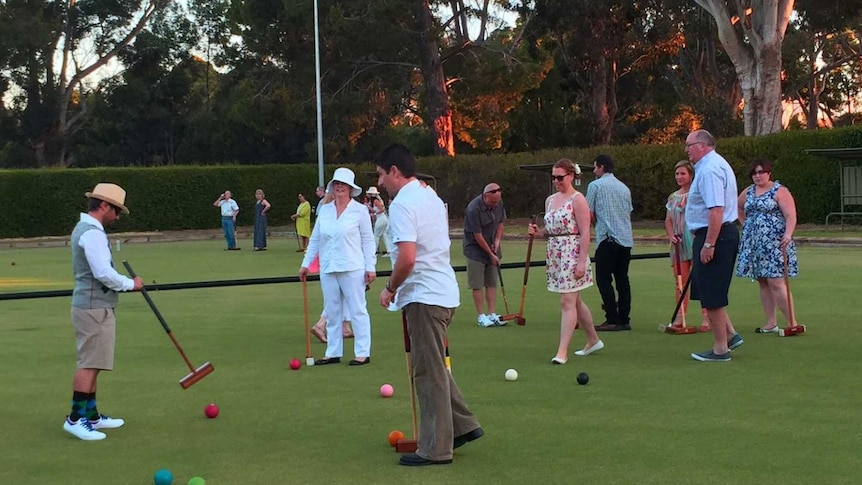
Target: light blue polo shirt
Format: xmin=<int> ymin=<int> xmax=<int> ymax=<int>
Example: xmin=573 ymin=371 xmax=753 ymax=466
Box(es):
xmin=685 ymin=150 xmax=739 ymax=231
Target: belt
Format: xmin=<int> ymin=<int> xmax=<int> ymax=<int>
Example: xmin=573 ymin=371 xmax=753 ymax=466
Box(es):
xmin=693 ymin=221 xmax=737 ymax=234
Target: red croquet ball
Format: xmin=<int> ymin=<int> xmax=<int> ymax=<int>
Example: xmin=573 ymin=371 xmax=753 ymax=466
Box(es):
xmin=388 ymin=430 xmax=405 ymax=447
xmin=289 ymin=358 xmax=302 ymax=370
xmin=204 ymin=403 xmax=219 ymax=419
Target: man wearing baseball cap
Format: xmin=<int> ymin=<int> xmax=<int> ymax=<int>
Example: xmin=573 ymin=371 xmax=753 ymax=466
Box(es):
xmin=64 ymin=183 xmax=143 ymax=441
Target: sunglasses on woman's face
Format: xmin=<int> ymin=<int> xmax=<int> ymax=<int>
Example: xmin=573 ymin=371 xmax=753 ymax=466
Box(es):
xmin=551 ymin=174 xmax=568 ymax=182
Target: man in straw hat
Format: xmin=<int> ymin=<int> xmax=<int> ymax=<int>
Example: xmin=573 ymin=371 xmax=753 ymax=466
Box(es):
xmin=64 ymin=183 xmax=143 ymax=441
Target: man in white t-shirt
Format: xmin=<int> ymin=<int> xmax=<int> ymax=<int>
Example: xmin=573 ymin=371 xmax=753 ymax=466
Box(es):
xmin=375 ymin=144 xmax=483 ymax=467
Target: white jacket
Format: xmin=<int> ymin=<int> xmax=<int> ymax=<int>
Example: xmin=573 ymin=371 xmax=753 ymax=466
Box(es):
xmin=302 ymin=199 xmax=376 ymax=274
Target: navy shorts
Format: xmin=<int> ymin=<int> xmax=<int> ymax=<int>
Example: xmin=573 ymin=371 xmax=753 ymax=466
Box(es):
xmin=690 ymin=223 xmax=738 ymax=309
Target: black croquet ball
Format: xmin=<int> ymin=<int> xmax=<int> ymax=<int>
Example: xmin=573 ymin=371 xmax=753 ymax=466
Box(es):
xmin=577 ymin=372 xmax=589 ymax=385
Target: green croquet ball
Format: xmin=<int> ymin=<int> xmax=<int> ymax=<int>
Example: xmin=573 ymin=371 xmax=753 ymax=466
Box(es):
xmin=153 ymin=468 xmax=173 ymax=485
xmin=188 ymin=477 xmax=206 ymax=485
xmin=576 ymin=372 xmax=589 ymax=385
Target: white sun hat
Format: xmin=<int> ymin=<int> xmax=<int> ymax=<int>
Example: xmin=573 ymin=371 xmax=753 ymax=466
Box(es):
xmin=326 ymin=167 xmax=362 ymax=198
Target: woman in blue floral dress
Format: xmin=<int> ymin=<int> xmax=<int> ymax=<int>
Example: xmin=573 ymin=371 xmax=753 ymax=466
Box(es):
xmin=735 ymin=159 xmax=800 ymax=332
xmin=528 ymin=159 xmax=602 ymax=364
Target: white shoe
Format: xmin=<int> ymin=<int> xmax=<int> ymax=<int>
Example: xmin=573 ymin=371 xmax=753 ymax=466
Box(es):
xmin=91 ymin=414 xmax=125 ymax=429
xmin=63 ymin=417 xmax=107 ymax=441
xmin=477 ymin=314 xmax=495 ymax=328
xmin=574 ymin=340 xmax=605 ymax=356
xmin=489 ymin=313 xmax=507 ymax=326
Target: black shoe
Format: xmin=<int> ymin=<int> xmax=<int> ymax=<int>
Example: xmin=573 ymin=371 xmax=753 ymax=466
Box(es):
xmin=314 ymin=357 xmax=341 ymax=365
xmin=595 ymin=322 xmax=620 ymax=331
xmin=617 ymin=324 xmax=631 ymax=331
xmin=398 ymin=453 xmax=452 ymax=466
xmin=348 ymin=357 xmax=370 ymax=366
xmin=453 ymin=427 xmax=484 ymax=449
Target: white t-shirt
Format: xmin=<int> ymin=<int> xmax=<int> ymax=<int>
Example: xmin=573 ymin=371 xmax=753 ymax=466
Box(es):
xmin=388 ymin=179 xmax=459 ymax=309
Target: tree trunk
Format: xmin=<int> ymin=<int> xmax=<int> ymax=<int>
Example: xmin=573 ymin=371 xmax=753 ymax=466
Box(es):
xmin=587 ymin=56 xmax=613 ymax=146
xmin=412 ymin=0 xmax=455 ymax=156
xmin=694 ymin=0 xmax=793 ymax=136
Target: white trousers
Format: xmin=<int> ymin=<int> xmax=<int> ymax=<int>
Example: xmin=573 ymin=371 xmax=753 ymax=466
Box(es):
xmin=373 ymin=213 xmax=393 ymax=254
xmin=320 ymin=269 xmax=371 ymax=359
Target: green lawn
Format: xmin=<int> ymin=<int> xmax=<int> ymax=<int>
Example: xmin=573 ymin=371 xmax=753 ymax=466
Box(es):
xmin=1 ymin=237 xmax=860 ymax=485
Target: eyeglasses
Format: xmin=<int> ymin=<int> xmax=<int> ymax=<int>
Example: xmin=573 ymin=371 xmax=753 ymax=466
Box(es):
xmin=485 ymin=188 xmax=502 ymax=194
xmin=751 ymin=170 xmax=769 ymax=176
xmin=551 ymin=174 xmax=569 ymax=182
xmin=685 ymin=142 xmax=704 ymax=148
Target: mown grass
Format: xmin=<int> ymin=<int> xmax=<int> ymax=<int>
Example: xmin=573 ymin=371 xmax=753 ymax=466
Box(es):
xmin=1 ymin=237 xmax=860 ymax=485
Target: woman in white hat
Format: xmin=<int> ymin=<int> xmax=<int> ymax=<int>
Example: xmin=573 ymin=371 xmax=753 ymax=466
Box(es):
xmin=299 ymin=168 xmax=377 ymax=366
xmin=366 ymin=186 xmax=393 ymax=257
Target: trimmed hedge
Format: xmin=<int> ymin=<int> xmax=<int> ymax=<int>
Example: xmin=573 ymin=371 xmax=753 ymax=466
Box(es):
xmin=1 ymin=127 xmax=859 ymax=238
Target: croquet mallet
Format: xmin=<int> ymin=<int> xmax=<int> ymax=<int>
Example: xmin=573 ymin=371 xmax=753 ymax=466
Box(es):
xmin=505 ymin=216 xmax=537 ymax=326
xmin=657 ymin=265 xmax=695 ymax=334
xmin=123 ymin=261 xmax=214 ymax=389
xmin=779 ymin=245 xmax=806 ymax=337
xmin=659 ymin=240 xmax=697 ymax=335
xmin=395 ymin=312 xmax=419 ymax=453
xmin=302 ymin=280 xmax=315 ymax=365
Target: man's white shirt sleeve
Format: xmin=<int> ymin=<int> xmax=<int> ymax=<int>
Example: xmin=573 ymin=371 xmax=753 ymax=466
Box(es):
xmin=79 ymin=229 xmax=134 ymax=291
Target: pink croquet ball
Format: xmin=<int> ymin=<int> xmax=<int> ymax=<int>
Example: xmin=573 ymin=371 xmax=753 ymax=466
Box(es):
xmin=204 ymin=403 xmax=219 ymax=419
xmin=289 ymin=358 xmax=302 ymax=370
xmin=380 ymin=384 xmax=394 ymax=398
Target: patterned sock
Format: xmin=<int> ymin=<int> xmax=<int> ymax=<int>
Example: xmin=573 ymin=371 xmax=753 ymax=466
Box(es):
xmin=84 ymin=393 xmax=99 ymax=421
xmin=69 ymin=391 xmax=90 ymax=421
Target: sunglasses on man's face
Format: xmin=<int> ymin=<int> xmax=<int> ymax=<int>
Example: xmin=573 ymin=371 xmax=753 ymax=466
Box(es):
xmin=485 ymin=188 xmax=502 ymax=194
xmin=551 ymin=174 xmax=568 ymax=182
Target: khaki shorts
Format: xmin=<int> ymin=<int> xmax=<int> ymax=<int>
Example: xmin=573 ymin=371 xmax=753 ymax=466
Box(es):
xmin=466 ymin=258 xmax=497 ymax=290
xmin=72 ymin=307 xmax=116 ymax=370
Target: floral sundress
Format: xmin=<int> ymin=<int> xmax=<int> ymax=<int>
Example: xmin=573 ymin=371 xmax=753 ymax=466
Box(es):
xmin=736 ymin=182 xmax=798 ymax=279
xmin=544 ymin=193 xmax=593 ymax=293
xmin=665 ymin=190 xmax=694 ymax=264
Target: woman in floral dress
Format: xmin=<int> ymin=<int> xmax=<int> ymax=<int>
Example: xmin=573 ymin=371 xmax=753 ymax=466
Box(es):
xmin=528 ymin=159 xmax=603 ymax=364
xmin=735 ymin=158 xmax=800 ymax=333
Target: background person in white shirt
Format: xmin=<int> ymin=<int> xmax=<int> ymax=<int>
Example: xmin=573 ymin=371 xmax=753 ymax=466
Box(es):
xmin=213 ymin=190 xmax=240 ymax=250
xmin=300 ymin=168 xmax=376 ymax=366
xmin=65 ymin=183 xmax=143 ymax=441
xmin=375 ymin=144 xmax=483 ymax=467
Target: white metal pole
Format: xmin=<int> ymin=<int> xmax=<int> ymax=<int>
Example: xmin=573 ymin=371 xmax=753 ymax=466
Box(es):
xmin=313 ymin=0 xmax=325 ymax=187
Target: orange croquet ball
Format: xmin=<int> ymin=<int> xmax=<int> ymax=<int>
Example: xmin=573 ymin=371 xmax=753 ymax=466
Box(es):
xmin=388 ymin=430 xmax=405 ymax=447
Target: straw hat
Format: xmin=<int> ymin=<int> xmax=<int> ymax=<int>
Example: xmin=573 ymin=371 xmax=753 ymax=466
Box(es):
xmin=85 ymin=183 xmax=129 ymax=214
xmin=326 ymin=167 xmax=362 ymax=198
xmin=366 ymin=186 xmax=380 ymax=196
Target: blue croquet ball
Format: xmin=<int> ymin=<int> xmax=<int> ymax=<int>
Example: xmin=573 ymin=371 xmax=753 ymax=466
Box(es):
xmin=188 ymin=477 xmax=207 ymax=485
xmin=154 ymin=468 xmax=174 ymax=485
xmin=577 ymin=372 xmax=589 ymax=385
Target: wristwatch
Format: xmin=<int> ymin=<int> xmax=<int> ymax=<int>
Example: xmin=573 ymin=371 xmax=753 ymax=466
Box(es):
xmin=703 ymin=242 xmax=714 ymax=249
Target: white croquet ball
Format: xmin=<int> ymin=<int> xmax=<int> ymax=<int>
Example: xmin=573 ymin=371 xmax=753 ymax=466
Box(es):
xmin=504 ymin=369 xmax=519 ymax=381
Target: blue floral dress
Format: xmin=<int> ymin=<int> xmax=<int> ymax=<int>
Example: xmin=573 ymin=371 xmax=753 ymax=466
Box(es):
xmin=544 ymin=193 xmax=594 ymax=293
xmin=736 ymin=182 xmax=798 ymax=279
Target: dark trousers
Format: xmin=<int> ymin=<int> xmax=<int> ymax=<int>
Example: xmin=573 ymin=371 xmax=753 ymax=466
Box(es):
xmin=595 ymin=239 xmax=632 ymax=326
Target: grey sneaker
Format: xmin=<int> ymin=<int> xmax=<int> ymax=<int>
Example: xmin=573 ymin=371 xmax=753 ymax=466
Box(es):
xmin=691 ymin=350 xmax=731 ymax=362
xmin=727 ymin=333 xmax=744 ymax=351
xmin=489 ymin=313 xmax=506 ymax=326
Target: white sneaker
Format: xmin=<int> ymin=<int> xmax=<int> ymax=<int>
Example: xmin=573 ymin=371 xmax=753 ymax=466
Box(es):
xmin=91 ymin=414 xmax=125 ymax=429
xmin=63 ymin=417 xmax=107 ymax=441
xmin=477 ymin=314 xmax=495 ymax=328
xmin=489 ymin=313 xmax=506 ymax=326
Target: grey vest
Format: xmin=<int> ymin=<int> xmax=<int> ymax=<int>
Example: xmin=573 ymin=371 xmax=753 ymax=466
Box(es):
xmin=71 ymin=220 xmax=120 ymax=309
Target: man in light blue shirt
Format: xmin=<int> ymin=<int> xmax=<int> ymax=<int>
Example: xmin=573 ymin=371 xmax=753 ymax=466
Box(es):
xmin=586 ymin=154 xmax=634 ymax=331
xmin=684 ymin=129 xmax=743 ymax=362
xmin=213 ymin=190 xmax=240 ymax=250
